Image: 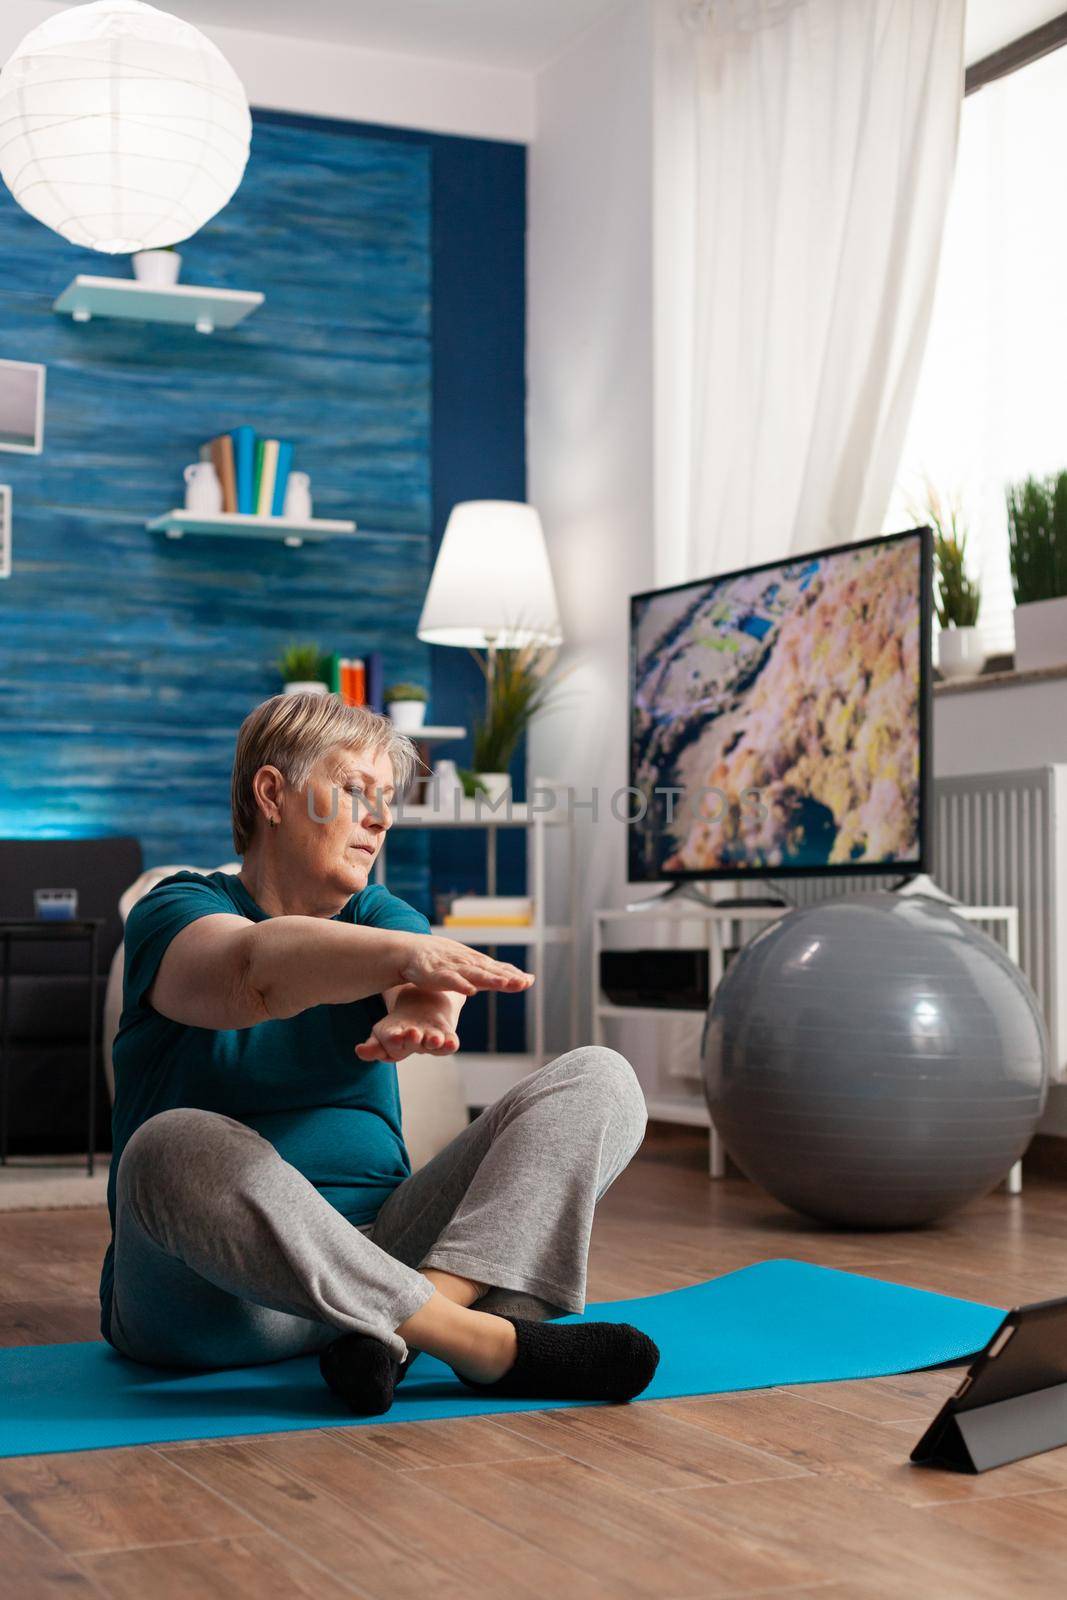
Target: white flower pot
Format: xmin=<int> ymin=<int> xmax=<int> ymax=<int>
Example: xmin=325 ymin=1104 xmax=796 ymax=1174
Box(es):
xmin=1013 ymin=596 xmax=1067 ymax=673
xmin=476 ymin=772 xmax=511 ymax=805
xmin=284 ymin=680 xmax=327 ymax=695
xmin=387 ymin=700 xmax=427 ymax=732
xmin=937 ymin=626 xmax=985 ymax=680
xmin=132 ymin=249 xmax=182 ymax=286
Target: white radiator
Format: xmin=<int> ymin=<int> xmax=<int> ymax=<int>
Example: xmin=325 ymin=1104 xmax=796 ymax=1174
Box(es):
xmin=787 ymin=765 xmax=1067 ymax=1080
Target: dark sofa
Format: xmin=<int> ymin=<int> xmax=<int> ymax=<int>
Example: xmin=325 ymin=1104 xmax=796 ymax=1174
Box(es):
xmin=0 ymin=837 xmax=142 ymax=1157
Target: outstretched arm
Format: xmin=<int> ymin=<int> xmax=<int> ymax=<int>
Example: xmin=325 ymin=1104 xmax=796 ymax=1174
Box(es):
xmin=147 ymin=914 xmax=531 ymax=1030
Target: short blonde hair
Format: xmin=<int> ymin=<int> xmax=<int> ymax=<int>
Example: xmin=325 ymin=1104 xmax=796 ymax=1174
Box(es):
xmin=231 ymin=692 xmax=421 ymax=853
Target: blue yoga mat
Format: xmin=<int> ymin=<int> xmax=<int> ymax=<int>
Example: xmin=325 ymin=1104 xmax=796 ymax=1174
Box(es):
xmin=0 ymin=1260 xmax=1002 ymax=1459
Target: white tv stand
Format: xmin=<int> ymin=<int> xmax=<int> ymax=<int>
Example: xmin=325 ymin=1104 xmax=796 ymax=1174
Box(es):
xmin=593 ymin=898 xmax=1023 ymax=1191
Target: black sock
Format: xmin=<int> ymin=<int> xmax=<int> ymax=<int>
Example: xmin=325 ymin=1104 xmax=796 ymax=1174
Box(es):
xmin=319 ymin=1334 xmax=399 ymax=1416
xmin=397 ymin=1289 xmax=558 ymax=1386
xmin=456 ymin=1317 xmax=660 ymax=1403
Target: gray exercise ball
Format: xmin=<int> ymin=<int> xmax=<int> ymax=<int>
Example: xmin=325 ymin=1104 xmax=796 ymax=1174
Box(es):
xmin=701 ymin=894 xmax=1049 ymax=1227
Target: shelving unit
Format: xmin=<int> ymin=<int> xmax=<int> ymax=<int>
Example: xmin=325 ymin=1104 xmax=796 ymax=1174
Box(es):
xmin=147 ymin=510 xmax=357 ymax=548
xmin=429 ymin=924 xmax=573 ymax=945
xmin=594 ymin=899 xmax=1022 ymax=1182
xmin=54 ymin=276 xmax=263 ymax=335
xmin=376 ymin=784 xmax=577 ymax=1105
xmin=387 ymin=799 xmax=567 ymax=826
xmin=403 ymin=726 xmax=466 ymax=805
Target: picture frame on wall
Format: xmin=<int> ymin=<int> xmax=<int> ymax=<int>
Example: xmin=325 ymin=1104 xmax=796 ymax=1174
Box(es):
xmin=0 ymin=485 xmax=11 ymax=578
xmin=0 ymin=359 xmax=46 ymax=454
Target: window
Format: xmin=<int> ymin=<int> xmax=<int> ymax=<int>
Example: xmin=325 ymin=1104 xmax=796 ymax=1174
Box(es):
xmin=884 ymin=41 xmax=1067 ymax=656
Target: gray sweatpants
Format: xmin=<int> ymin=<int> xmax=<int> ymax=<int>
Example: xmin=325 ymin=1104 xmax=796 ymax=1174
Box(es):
xmin=108 ymin=1046 xmax=648 ymax=1370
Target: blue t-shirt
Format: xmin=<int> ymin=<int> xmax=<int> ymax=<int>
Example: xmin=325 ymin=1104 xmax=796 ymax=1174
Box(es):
xmin=99 ymin=869 xmax=431 ymax=1344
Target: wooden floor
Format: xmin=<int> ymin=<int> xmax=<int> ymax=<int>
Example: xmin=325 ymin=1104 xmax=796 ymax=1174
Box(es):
xmin=3 ymin=1125 xmax=1067 ymax=1599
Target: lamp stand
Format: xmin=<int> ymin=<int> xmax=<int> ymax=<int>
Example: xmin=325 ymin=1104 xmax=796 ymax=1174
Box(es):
xmin=483 ymin=633 xmax=500 ymax=1053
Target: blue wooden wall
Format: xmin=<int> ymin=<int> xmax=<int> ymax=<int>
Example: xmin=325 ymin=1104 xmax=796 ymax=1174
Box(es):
xmin=0 ymin=111 xmax=489 ymax=912
xmin=427 ymin=131 xmax=529 ymax=1048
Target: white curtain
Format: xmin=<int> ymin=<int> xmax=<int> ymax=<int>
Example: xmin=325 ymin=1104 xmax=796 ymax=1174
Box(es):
xmin=884 ymin=45 xmax=1067 ymax=656
xmin=655 ymin=0 xmax=967 ymax=588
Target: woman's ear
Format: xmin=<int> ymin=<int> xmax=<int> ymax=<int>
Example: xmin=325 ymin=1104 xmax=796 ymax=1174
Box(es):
xmin=251 ymin=764 xmax=287 ymax=831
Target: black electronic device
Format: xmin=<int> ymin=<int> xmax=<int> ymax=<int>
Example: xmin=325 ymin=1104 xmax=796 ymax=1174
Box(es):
xmin=599 ymin=949 xmax=710 ymax=1011
xmin=911 ymin=1294 xmax=1067 ymax=1473
xmin=628 ymin=526 xmax=933 ymax=886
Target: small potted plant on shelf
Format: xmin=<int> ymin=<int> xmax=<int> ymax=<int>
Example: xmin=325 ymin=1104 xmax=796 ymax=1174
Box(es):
xmin=131 ymin=242 xmax=182 ymax=288
xmin=277 ymin=641 xmax=328 ymax=695
xmin=464 ymin=637 xmax=566 ymax=803
xmin=1006 ymin=470 xmax=1067 ymax=671
xmin=932 ymin=492 xmax=983 ymax=680
xmin=384 ymin=682 xmax=429 ymax=732
xmin=909 ymin=484 xmax=983 ymax=679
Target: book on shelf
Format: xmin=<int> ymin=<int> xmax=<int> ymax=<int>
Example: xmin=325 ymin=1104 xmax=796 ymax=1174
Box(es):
xmin=252 ymin=439 xmax=265 ymax=512
xmin=365 ymin=649 xmax=383 ymax=713
xmin=209 ymin=434 xmax=237 ymax=513
xmin=256 ymin=439 xmax=280 ymax=516
xmin=212 ymin=430 xmax=297 ymax=520
xmin=444 ymin=895 xmax=534 ymax=926
xmin=444 ymin=915 xmax=535 ymax=927
xmin=325 ymin=651 xmax=379 ymax=708
xmin=339 ymin=658 xmax=366 ymax=707
xmin=271 ymin=440 xmax=293 ymax=516
xmin=231 ymin=425 xmax=256 ymax=514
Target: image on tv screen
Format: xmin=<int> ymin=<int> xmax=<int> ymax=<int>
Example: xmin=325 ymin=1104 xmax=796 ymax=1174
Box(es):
xmin=629 ymin=531 xmax=926 ymax=880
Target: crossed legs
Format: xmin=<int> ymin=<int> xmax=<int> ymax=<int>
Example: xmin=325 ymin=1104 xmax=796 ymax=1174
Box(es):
xmin=108 ymin=1046 xmax=649 ymax=1382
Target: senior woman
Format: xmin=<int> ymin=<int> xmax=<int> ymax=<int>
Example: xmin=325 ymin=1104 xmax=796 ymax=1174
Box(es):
xmin=99 ymin=692 xmax=658 ymax=1415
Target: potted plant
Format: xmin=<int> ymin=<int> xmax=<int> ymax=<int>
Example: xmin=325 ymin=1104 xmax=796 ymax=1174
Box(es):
xmin=131 ymin=242 xmax=182 ymax=288
xmin=929 ymin=489 xmax=983 ymax=679
xmin=467 ymin=639 xmax=565 ymax=803
xmin=384 ymin=682 xmax=429 ymax=732
xmin=1007 ymin=471 xmax=1067 ymax=671
xmin=277 ymin=641 xmax=328 ymax=695
xmin=907 ymin=485 xmax=983 ymax=679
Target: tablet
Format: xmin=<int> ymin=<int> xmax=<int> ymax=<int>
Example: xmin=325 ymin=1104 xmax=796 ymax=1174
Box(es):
xmin=911 ymin=1293 xmax=1067 ymax=1473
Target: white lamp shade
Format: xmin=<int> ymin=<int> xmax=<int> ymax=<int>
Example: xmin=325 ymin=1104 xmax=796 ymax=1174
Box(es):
xmin=418 ymin=501 xmax=563 ymax=649
xmin=0 ymin=0 xmax=252 ymax=254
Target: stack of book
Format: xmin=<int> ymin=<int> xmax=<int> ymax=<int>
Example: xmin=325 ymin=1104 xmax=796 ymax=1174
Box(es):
xmin=328 ymin=651 xmax=384 ymax=711
xmin=201 ymin=427 xmax=295 ymax=517
xmin=443 ymin=896 xmax=534 ymax=927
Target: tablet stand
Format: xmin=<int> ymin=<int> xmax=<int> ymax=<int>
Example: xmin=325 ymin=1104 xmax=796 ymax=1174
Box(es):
xmin=912 ymin=1380 xmax=1067 ymax=1473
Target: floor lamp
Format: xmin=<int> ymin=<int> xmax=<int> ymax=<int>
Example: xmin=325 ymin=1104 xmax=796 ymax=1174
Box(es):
xmin=417 ymin=501 xmax=563 ymax=1053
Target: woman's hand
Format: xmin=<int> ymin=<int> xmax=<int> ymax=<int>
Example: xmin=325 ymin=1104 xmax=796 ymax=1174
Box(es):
xmin=398 ymin=935 xmax=534 ymax=998
xmin=355 ymin=990 xmax=461 ymax=1062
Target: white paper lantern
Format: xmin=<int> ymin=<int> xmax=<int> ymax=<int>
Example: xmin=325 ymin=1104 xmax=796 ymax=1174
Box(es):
xmin=0 ymin=0 xmax=252 ymax=254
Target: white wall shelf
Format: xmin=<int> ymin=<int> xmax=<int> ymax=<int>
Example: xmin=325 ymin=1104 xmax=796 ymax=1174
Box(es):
xmin=54 ymin=276 xmax=263 ymax=335
xmin=147 ymin=510 xmax=357 ymax=548
xmin=402 ymin=728 xmax=468 ymax=807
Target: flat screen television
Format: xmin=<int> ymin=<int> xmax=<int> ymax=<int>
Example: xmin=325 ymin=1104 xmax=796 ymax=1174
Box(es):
xmin=628 ymin=527 xmax=933 ymax=885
